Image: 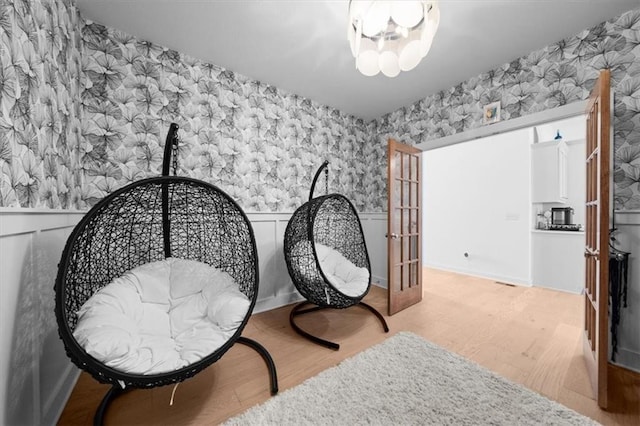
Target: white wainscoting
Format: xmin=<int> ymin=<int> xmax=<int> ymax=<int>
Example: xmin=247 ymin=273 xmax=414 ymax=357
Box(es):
xmin=611 ymin=210 xmax=640 ymax=373
xmin=0 ymin=208 xmax=86 ymax=426
xmin=248 ymin=213 xmax=301 ymax=313
xmin=358 ymin=213 xmax=388 ymax=289
xmin=249 ymin=212 xmax=387 ymax=313
xmin=0 ymin=209 xmax=387 ymax=424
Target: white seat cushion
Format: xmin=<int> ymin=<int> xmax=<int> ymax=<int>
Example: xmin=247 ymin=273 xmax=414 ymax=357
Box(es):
xmin=73 ymin=258 xmax=250 ymax=375
xmin=314 ymin=243 xmax=369 ymax=297
xmin=290 ymin=241 xmax=370 ymax=298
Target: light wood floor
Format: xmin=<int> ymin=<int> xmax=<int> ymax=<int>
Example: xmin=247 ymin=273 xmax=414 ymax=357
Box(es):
xmin=59 ymin=268 xmax=639 ymax=425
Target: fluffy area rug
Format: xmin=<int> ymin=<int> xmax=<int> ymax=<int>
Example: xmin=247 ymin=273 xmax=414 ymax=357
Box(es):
xmin=225 ymin=332 xmax=598 ymax=425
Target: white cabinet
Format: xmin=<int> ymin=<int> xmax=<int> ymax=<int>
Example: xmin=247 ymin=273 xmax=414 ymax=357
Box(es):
xmin=531 ymin=230 xmax=585 ymax=294
xmin=531 ymin=140 xmax=568 ymax=203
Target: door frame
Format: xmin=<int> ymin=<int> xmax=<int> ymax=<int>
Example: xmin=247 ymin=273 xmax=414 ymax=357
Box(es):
xmin=416 ymin=101 xmax=589 ymax=276
xmin=414 ymin=97 xmax=617 ymax=408
xmin=415 ymin=102 xmax=588 ymax=152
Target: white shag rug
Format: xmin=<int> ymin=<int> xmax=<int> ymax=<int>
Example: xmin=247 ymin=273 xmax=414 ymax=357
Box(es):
xmin=225 ymin=332 xmax=598 ymax=425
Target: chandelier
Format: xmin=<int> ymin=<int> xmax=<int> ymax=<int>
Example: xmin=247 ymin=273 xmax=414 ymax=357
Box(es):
xmin=347 ymin=1 xmax=440 ymax=77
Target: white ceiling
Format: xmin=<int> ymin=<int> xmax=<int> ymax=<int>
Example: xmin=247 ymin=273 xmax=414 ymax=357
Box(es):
xmin=74 ymin=0 xmax=640 ymax=121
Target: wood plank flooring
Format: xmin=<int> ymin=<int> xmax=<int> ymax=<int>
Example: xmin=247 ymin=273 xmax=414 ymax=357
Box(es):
xmin=58 ymin=268 xmax=639 ymax=425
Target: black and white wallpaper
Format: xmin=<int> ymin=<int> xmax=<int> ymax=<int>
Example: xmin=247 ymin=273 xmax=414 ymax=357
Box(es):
xmin=0 ymin=1 xmax=639 ymax=211
xmin=80 ymin=22 xmax=382 ymax=212
xmin=0 ymin=0 xmax=384 ymax=212
xmin=0 ymin=0 xmax=85 ymax=209
xmin=377 ymin=8 xmax=640 ymax=210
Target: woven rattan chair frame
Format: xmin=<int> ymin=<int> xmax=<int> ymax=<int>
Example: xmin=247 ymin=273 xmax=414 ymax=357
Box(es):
xmin=54 ymin=124 xmax=277 ymax=425
xmin=283 ymin=161 xmax=389 ymax=349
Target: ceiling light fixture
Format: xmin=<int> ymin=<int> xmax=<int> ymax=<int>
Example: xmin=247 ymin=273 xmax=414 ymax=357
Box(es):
xmin=347 ymin=0 xmax=440 ymax=77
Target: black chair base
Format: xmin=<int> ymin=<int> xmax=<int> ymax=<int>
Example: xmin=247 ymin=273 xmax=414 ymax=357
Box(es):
xmin=94 ymin=385 xmax=129 ymax=426
xmin=289 ymin=301 xmax=390 ymax=350
xmin=92 ymin=337 xmax=278 ymax=426
xmin=236 ymin=336 xmax=279 ymax=395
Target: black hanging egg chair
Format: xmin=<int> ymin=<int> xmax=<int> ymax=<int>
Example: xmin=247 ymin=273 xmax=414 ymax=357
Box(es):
xmin=55 ymin=123 xmax=277 ymax=425
xmin=284 ymin=161 xmax=389 ymax=350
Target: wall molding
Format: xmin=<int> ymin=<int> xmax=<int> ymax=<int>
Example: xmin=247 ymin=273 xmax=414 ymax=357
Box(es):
xmin=44 ymin=367 xmax=80 ymax=426
xmin=0 ymin=208 xmax=387 ymax=423
xmin=613 ymin=347 xmax=640 ymax=374
xmin=255 ymin=291 xmax=302 ymax=314
xmin=614 ymin=210 xmax=640 ymax=226
xmin=247 ymin=211 xmax=387 ymax=313
xmin=424 ymin=263 xmax=532 ymax=288
xmin=415 ymin=101 xmax=588 ymax=152
xmin=0 ymin=211 xmax=83 ymax=425
xmin=0 ymin=211 xmax=87 ymax=237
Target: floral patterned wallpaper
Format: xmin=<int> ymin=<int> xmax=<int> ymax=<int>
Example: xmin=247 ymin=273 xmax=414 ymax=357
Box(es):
xmin=1 ymin=3 xmax=639 ymax=211
xmin=0 ymin=0 xmax=85 ymax=209
xmin=377 ymin=8 xmax=640 ymax=210
xmin=80 ymin=22 xmax=383 ymax=213
xmin=0 ymin=0 xmax=383 ymax=212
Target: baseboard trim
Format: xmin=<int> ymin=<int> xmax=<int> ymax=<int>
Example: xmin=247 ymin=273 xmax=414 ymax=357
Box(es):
xmin=371 ymin=275 xmax=387 ymax=289
xmin=531 ymin=282 xmax=582 ymax=295
xmin=424 ymin=263 xmax=532 ymax=287
xmin=48 ymin=365 xmax=80 ymax=425
xmin=254 ymin=291 xmax=303 ymax=314
xmin=613 ymin=210 xmax=640 ymax=226
xmin=255 ymin=279 xmax=387 ymax=313
xmin=612 ymin=347 xmax=640 ymax=374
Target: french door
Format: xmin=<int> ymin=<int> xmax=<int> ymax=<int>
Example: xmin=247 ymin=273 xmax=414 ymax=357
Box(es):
xmin=387 ymin=138 xmax=422 ymax=315
xmin=583 ymin=69 xmax=611 ymax=409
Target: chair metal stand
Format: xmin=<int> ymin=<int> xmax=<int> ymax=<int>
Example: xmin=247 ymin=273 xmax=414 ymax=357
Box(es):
xmin=94 ymin=385 xmax=129 ymax=426
xmin=289 ymin=301 xmax=389 ymax=350
xmin=92 ymin=338 xmax=279 ymax=426
xmin=237 ymin=336 xmax=279 ymax=395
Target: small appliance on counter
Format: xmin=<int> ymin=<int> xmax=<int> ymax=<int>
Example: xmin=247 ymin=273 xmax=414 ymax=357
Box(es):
xmin=549 ymin=207 xmax=581 ymax=231
xmin=551 ymin=207 xmax=574 ymax=225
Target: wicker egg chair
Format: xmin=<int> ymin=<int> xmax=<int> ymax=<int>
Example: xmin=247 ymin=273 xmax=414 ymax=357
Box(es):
xmin=55 ymin=123 xmax=277 ymax=425
xmin=283 ymin=161 xmax=389 ymax=350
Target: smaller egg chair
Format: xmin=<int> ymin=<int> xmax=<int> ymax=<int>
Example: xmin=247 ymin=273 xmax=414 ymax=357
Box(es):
xmin=283 ymin=161 xmax=389 ymax=349
xmin=55 ymin=123 xmax=277 ymax=425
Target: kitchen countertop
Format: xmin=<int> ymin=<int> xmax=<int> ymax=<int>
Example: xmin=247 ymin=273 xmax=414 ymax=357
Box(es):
xmin=532 ymin=229 xmax=585 ymax=235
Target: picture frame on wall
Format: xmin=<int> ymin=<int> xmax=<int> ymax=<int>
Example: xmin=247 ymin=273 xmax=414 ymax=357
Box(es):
xmin=483 ymin=101 xmax=501 ymax=125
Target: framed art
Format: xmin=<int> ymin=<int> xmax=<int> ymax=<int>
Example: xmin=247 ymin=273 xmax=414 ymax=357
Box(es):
xmin=483 ymin=101 xmax=501 ymax=125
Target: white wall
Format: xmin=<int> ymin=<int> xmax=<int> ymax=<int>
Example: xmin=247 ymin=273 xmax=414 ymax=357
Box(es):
xmin=0 ymin=209 xmax=85 ymax=426
xmin=250 ymin=213 xmax=301 ymax=313
xmin=611 ymin=211 xmax=640 ymax=372
xmin=0 ymin=209 xmax=386 ymax=424
xmin=359 ymin=213 xmax=388 ymax=288
xmin=534 ymin=115 xmax=586 ymax=143
xmin=422 ymin=128 xmax=531 ymax=285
